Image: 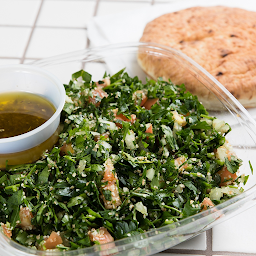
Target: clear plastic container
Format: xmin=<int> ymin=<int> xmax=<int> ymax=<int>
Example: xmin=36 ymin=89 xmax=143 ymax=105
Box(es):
xmin=0 ymin=64 xmax=66 ymax=168
xmin=1 ymin=42 xmax=256 ymax=256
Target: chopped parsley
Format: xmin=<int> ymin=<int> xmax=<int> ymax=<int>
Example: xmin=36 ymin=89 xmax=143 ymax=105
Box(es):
xmin=0 ymin=69 xmax=246 ymax=250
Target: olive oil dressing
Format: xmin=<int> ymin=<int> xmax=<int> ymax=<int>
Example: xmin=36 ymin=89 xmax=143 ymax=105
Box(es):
xmin=0 ymin=92 xmax=56 ymax=139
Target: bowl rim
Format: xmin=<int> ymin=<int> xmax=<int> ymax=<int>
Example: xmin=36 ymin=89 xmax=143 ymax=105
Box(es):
xmin=0 ymin=64 xmax=66 ymax=146
xmin=2 ymin=41 xmax=256 ymax=255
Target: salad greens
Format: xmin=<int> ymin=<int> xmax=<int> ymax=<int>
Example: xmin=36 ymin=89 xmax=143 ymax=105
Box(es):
xmin=0 ymin=69 xmax=247 ymax=250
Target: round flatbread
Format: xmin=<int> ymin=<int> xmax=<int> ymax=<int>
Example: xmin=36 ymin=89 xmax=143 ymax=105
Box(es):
xmin=139 ymin=6 xmax=256 ymax=109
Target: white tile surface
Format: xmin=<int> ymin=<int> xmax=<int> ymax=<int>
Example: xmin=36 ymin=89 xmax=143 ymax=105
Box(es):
xmin=0 ymin=27 xmax=31 ymax=57
xmin=0 ymin=0 xmax=41 ymax=26
xmin=154 ymin=0 xmax=185 ymax=2
xmin=37 ymin=0 xmax=95 ymax=27
xmin=153 ymin=254 xmax=204 ymax=256
xmin=101 ymin=0 xmax=152 ymax=2
xmin=23 ymin=59 xmax=40 ymax=64
xmin=41 ymin=62 xmax=84 ymax=84
xmin=97 ymin=1 xmax=151 ymax=16
xmin=0 ymin=59 xmax=20 ymax=65
xmin=172 ymin=233 xmax=206 ymax=250
xmin=26 ymin=28 xmax=87 ymax=58
xmin=212 ymin=204 xmax=256 ymax=253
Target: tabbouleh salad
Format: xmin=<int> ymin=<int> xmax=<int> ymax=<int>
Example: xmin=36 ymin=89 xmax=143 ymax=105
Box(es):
xmin=0 ymin=68 xmax=249 ymax=251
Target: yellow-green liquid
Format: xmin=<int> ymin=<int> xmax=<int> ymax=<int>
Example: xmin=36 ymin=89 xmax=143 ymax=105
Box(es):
xmin=0 ymin=92 xmax=56 ymax=139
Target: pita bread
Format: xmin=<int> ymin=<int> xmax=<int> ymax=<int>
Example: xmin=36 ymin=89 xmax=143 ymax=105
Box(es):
xmin=139 ymin=6 xmax=256 ymax=109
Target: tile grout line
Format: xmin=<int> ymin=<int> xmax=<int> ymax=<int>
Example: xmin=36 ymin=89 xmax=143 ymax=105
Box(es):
xmin=206 ymin=229 xmax=213 ymax=256
xmin=83 ymin=0 xmax=101 ymax=71
xmin=162 ymin=229 xmax=256 ymax=255
xmin=163 ymin=249 xmax=256 ymax=255
xmin=209 ymin=252 xmax=256 ymax=256
xmin=0 ymin=25 xmax=87 ymax=30
xmin=87 ymin=0 xmax=100 ymax=50
xmin=100 ymin=0 xmax=152 ymax=2
xmin=86 ymin=0 xmax=100 ymax=49
xmin=20 ymin=0 xmax=45 ymax=64
xmin=93 ymin=0 xmax=101 ymax=18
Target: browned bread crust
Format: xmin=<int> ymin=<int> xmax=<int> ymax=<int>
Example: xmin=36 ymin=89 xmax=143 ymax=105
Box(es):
xmin=139 ymin=6 xmax=256 ymax=108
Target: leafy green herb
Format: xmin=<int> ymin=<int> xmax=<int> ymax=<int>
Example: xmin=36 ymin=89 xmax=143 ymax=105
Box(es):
xmin=225 ymin=156 xmax=242 ymax=174
xmin=0 ymin=68 xmax=247 ymax=251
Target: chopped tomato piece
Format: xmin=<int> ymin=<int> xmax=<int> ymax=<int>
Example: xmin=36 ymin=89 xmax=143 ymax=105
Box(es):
xmin=89 ymin=87 xmax=108 ymax=107
xmin=44 ymin=231 xmax=63 ymax=249
xmin=1 ymin=224 xmax=12 ymax=238
xmin=201 ymin=197 xmax=215 ymax=211
xmin=174 ymin=156 xmax=189 ymax=171
xmin=103 ymin=159 xmax=116 ymax=182
xmin=217 ymin=166 xmax=237 ymax=186
xmin=60 ymin=143 xmax=74 ymax=155
xmin=88 ymin=227 xmax=114 ymax=245
xmin=101 ymin=159 xmax=121 ymax=209
xmin=145 ymin=123 xmax=153 ymax=134
xmin=142 ymin=98 xmax=158 ymax=110
xmin=19 ymin=206 xmax=33 ymax=230
xmin=94 ymin=132 xmax=109 ymax=142
xmin=133 ymin=90 xmax=148 ymax=106
xmin=115 ymin=113 xmax=136 ymax=123
xmin=112 ymin=109 xmax=136 ymax=128
xmin=96 ymin=77 xmax=111 ymax=88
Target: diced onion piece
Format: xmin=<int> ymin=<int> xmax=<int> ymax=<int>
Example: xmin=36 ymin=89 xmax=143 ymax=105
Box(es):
xmin=209 ymin=188 xmax=223 ymax=201
xmin=135 ymin=202 xmax=148 ymax=216
xmin=210 ymin=187 xmax=241 ymax=201
xmin=160 ymin=137 xmax=167 ymax=146
xmin=124 ymin=130 xmax=136 ymax=150
xmin=98 ymin=118 xmax=118 ymax=131
xmin=176 ymin=184 xmax=185 ymax=193
xmin=213 ymin=118 xmax=229 ymax=134
xmin=65 ymin=95 xmax=73 ymax=103
xmin=146 ymin=168 xmax=155 ymax=181
xmin=77 ymin=159 xmax=87 ymax=173
xmin=215 ymin=140 xmax=236 ymax=162
xmin=171 ymin=110 xmax=186 ymax=126
xmin=100 ymin=141 xmax=112 ymax=152
xmin=173 ymin=122 xmax=182 ymax=132
xmin=200 ymin=117 xmax=213 ymax=125
xmin=91 ymin=131 xmax=100 ymax=136
xmin=162 ymin=147 xmax=169 ymax=158
xmin=215 ymin=146 xmax=227 ymax=162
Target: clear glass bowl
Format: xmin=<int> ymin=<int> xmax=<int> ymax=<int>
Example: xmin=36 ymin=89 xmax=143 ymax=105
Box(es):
xmin=1 ymin=42 xmax=256 ymax=256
